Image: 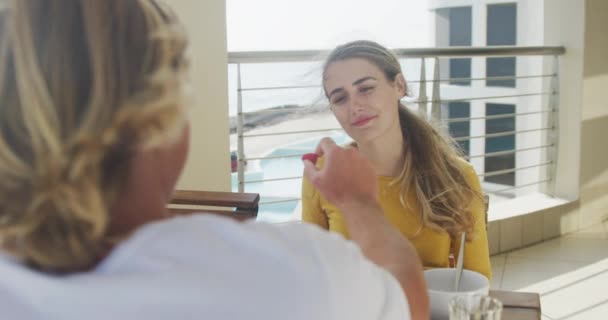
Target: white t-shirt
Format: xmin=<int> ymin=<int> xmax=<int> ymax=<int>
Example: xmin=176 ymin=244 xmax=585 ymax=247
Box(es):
xmin=0 ymin=215 xmax=409 ymax=320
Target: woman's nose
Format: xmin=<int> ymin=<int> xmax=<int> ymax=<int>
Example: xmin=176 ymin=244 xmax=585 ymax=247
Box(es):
xmin=348 ymin=95 xmax=365 ymax=114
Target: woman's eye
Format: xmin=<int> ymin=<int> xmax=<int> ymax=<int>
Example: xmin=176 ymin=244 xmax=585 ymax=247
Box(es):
xmin=331 ymin=96 xmax=346 ymax=105
xmin=360 ymin=86 xmax=375 ymax=93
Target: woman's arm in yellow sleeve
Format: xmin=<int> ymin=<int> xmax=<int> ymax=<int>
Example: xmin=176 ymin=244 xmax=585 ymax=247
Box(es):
xmin=301 ymin=174 xmax=329 ymax=229
xmin=459 ymin=163 xmax=492 ymax=281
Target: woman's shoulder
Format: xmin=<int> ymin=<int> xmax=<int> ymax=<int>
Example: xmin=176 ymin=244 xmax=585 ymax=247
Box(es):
xmin=450 ymin=157 xmax=482 ymax=191
xmin=453 ymin=156 xmax=476 ymax=176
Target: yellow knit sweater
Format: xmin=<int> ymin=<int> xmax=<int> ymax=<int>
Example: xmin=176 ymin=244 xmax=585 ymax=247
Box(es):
xmin=301 ymin=158 xmax=492 ymax=280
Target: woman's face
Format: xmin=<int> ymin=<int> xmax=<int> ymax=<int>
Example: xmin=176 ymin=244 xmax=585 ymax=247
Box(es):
xmin=324 ymin=58 xmax=405 ymax=145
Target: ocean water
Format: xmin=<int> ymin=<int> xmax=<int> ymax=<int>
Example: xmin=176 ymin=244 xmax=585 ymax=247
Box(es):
xmin=231 ymin=132 xmax=351 ymax=222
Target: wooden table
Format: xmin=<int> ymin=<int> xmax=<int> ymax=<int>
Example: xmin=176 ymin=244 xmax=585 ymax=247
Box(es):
xmin=489 ymin=290 xmax=541 ymax=320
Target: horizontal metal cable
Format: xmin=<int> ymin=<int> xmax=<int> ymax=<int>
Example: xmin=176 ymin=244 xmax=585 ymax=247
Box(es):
xmin=454 ymin=127 xmax=553 ymax=142
xmin=238 ymin=92 xmax=552 ymax=117
xmin=245 ymin=153 xmax=305 ymax=161
xmin=238 ymin=74 xmax=555 ymax=89
xmin=243 ymin=162 xmax=553 ymax=184
xmin=257 ymin=179 xmax=553 ymax=204
xmin=259 ymin=198 xmax=301 ymax=205
xmin=243 ymin=143 xmax=553 ymax=163
xmin=429 ymin=92 xmax=551 ymax=104
xmin=243 ymin=127 xmax=342 ymax=138
xmin=244 ymin=176 xmax=302 ymax=184
xmin=408 ymin=74 xmax=556 ymax=84
xmin=446 ymin=109 xmax=554 ymax=123
xmin=229 ymin=46 xmax=565 ymax=63
xmin=238 ymin=84 xmax=320 ymax=92
xmin=239 ymin=107 xmax=324 ymax=116
xmin=466 ymin=144 xmax=554 ymax=160
xmin=392 ymin=46 xmax=566 ymax=58
xmin=478 ymin=161 xmax=552 ymax=178
xmin=493 ymin=179 xmax=552 ymax=193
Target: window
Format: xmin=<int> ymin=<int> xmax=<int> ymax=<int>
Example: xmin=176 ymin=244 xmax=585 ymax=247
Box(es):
xmin=450 ymin=59 xmax=472 ymax=86
xmin=448 ymin=7 xmax=472 ymax=86
xmin=486 ymin=57 xmax=516 ymax=87
xmin=487 ymin=4 xmax=517 ymax=46
xmin=485 ymin=103 xmax=515 ymax=186
xmin=449 ymin=7 xmax=472 ymax=46
xmin=486 ymin=3 xmax=517 ymax=87
xmin=447 ymin=102 xmax=471 ymax=156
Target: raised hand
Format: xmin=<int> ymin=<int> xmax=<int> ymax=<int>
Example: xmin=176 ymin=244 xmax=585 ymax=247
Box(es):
xmin=302 ymin=137 xmax=378 ymax=210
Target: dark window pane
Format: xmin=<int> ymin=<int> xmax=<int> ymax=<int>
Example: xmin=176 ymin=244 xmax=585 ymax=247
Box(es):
xmin=443 ymin=7 xmax=471 ymax=87
xmin=450 ymin=122 xmax=469 ymax=137
xmin=486 ymin=4 xmax=516 ymax=88
xmin=486 ymin=103 xmax=515 ymax=134
xmin=487 ymin=4 xmax=517 ymax=46
xmin=448 ymin=102 xmax=470 ymax=155
xmin=450 ymin=58 xmax=471 ymax=86
xmin=450 ymin=7 xmax=472 ymax=46
xmin=449 ymin=102 xmax=471 ymax=119
xmin=485 ymin=103 xmax=515 ymax=185
xmin=484 ymin=155 xmax=515 ymax=185
xmin=486 ymin=103 xmax=515 ymax=117
xmin=486 ymin=136 xmax=515 ymax=153
xmin=487 ymin=57 xmax=516 ymax=87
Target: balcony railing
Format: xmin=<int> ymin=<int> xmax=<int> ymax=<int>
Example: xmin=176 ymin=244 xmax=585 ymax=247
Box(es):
xmin=228 ymin=46 xmax=566 ymax=221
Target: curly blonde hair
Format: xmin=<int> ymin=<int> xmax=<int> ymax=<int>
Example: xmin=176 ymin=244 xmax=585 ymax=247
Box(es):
xmin=323 ymin=40 xmax=481 ymax=240
xmin=0 ymin=0 xmax=188 ymax=273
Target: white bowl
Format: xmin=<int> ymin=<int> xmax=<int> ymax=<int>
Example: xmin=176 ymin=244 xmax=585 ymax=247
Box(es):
xmin=424 ymin=268 xmax=489 ymax=320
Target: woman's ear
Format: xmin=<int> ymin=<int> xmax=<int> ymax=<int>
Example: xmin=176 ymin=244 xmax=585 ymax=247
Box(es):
xmin=394 ymin=73 xmax=407 ymax=99
xmin=394 ymin=73 xmax=407 ymax=98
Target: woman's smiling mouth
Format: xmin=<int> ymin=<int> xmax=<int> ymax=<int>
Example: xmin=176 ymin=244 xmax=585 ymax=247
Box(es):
xmin=352 ymin=115 xmax=377 ymax=127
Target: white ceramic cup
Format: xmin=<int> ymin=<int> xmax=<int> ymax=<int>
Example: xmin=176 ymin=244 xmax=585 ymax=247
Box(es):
xmin=424 ymin=268 xmax=490 ymax=320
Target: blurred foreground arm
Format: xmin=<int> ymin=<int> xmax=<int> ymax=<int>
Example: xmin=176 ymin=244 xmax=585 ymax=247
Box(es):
xmin=303 ymin=138 xmax=429 ymax=320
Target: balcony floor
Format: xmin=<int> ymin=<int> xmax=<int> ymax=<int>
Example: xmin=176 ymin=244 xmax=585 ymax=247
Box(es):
xmin=490 ymin=220 xmax=608 ymax=320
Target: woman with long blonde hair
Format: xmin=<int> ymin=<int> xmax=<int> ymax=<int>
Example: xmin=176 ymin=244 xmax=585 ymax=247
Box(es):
xmin=302 ymin=40 xmax=491 ymax=279
xmin=0 ymin=2 xmax=430 ymax=319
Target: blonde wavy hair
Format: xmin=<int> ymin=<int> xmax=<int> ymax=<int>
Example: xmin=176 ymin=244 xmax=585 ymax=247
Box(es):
xmin=0 ymin=0 xmax=188 ymax=272
xmin=323 ymin=40 xmax=481 ymax=240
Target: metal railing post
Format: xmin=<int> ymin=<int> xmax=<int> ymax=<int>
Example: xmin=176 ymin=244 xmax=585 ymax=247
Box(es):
xmin=418 ymin=57 xmax=428 ymax=118
xmin=431 ymin=57 xmax=442 ymax=121
xmin=545 ymin=55 xmax=560 ymax=196
xmin=236 ymin=63 xmax=246 ymax=193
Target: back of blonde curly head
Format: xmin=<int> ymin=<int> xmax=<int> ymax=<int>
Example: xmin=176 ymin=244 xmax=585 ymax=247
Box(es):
xmin=0 ymin=0 xmax=189 ymax=273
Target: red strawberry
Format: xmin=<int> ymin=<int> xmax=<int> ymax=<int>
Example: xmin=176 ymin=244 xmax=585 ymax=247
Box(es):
xmin=301 ymin=153 xmax=318 ymax=165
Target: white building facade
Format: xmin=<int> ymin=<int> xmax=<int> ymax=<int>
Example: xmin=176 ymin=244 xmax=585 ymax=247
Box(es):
xmin=429 ymin=0 xmax=551 ymax=203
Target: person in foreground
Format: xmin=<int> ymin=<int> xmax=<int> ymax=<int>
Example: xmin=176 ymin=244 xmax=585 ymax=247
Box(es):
xmin=302 ymin=40 xmax=492 ymax=280
xmin=0 ymin=1 xmax=428 ymax=319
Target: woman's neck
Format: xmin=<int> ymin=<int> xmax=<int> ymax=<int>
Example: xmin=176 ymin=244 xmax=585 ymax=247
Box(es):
xmin=357 ymin=121 xmax=405 ymax=177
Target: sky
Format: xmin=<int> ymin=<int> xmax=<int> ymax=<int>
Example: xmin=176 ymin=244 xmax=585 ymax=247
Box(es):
xmin=226 ymin=0 xmax=432 ymax=51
